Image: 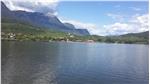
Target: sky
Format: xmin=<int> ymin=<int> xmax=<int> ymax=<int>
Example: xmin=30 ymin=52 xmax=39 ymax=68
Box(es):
xmin=1 ymin=0 xmax=149 ymax=36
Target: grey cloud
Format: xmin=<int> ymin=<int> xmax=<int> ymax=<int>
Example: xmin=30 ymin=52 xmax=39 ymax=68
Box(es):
xmin=2 ymin=0 xmax=58 ymax=15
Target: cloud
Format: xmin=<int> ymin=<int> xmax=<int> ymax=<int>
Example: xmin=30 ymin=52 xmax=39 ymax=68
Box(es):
xmin=107 ymin=13 xmax=124 ymax=22
xmin=59 ymin=17 xmax=106 ymax=35
xmin=104 ymin=23 xmax=132 ymax=35
xmin=104 ymin=14 xmax=149 ymax=35
xmin=59 ymin=14 xmax=148 ymax=36
xmin=2 ymin=0 xmax=59 ymax=16
xmin=130 ymin=7 xmax=142 ymax=11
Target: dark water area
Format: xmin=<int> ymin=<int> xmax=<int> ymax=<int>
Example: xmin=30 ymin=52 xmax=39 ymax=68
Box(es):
xmin=2 ymin=41 xmax=149 ymax=84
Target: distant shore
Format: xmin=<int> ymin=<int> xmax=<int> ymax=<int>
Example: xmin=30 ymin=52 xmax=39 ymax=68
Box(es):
xmin=2 ymin=39 xmax=148 ymax=45
xmin=2 ymin=31 xmax=148 ymax=45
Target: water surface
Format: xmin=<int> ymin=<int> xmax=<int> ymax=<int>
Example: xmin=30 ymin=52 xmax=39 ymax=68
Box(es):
xmin=2 ymin=41 xmax=149 ymax=84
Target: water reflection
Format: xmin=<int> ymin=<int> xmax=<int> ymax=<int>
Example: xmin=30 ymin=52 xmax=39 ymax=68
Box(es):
xmin=2 ymin=41 xmax=149 ymax=84
xmin=2 ymin=42 xmax=59 ymax=84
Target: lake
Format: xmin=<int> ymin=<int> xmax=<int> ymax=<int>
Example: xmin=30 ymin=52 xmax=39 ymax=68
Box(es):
xmin=2 ymin=41 xmax=149 ymax=84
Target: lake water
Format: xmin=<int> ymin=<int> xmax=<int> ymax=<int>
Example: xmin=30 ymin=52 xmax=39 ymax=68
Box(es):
xmin=2 ymin=41 xmax=149 ymax=84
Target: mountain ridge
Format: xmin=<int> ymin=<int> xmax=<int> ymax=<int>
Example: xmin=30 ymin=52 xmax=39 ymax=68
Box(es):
xmin=120 ymin=31 xmax=149 ymax=39
xmin=1 ymin=1 xmax=90 ymax=36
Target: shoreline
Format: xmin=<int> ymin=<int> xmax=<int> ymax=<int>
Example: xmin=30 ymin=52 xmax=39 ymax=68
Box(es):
xmin=2 ymin=39 xmax=149 ymax=45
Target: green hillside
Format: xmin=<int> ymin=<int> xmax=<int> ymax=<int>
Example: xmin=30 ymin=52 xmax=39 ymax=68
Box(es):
xmin=1 ymin=22 xmax=73 ymax=41
xmin=1 ymin=22 xmax=149 ymax=44
xmin=121 ymin=31 xmax=149 ymax=39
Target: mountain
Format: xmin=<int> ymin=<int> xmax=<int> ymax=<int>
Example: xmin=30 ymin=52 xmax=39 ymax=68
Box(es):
xmin=64 ymin=23 xmax=90 ymax=35
xmin=1 ymin=1 xmax=13 ymax=18
xmin=64 ymin=23 xmax=76 ymax=29
xmin=13 ymin=10 xmax=67 ymax=31
xmin=76 ymin=29 xmax=90 ymax=35
xmin=120 ymin=31 xmax=149 ymax=39
xmin=1 ymin=1 xmax=90 ymax=36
